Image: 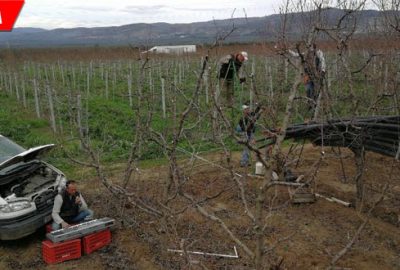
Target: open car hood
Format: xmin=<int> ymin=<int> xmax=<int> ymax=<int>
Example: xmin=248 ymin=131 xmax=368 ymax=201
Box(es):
xmin=0 ymin=144 xmax=55 ymax=171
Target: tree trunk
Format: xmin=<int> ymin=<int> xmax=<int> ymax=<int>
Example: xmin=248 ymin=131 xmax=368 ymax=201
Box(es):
xmin=352 ymin=147 xmax=365 ymax=203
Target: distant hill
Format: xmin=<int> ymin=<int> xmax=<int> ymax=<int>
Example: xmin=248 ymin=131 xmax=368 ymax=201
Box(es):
xmin=0 ymin=9 xmax=391 ymax=48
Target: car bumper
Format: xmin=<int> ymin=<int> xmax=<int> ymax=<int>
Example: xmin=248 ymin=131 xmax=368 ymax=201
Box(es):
xmin=0 ymin=210 xmax=52 ymax=240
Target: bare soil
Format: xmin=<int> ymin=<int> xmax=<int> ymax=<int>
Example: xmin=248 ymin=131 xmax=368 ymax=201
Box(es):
xmin=1 ymin=144 xmax=399 ymax=270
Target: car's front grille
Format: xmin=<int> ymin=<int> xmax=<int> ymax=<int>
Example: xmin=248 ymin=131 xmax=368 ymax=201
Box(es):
xmin=34 ymin=190 xmax=58 ymax=214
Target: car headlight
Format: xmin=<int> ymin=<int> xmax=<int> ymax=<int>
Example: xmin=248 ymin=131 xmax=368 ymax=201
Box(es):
xmin=57 ymin=176 xmax=67 ymax=192
xmin=0 ymin=200 xmax=32 ymax=213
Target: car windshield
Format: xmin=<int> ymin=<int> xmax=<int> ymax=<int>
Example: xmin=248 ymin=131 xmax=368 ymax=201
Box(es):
xmin=0 ymin=136 xmax=26 ymax=163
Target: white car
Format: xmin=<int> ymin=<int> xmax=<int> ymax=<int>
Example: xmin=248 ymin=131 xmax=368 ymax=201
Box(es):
xmin=0 ymin=135 xmax=66 ymax=240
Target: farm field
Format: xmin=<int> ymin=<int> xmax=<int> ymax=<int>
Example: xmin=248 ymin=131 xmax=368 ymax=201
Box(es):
xmin=0 ymin=145 xmax=399 ymax=269
xmin=0 ymin=38 xmax=399 ymax=270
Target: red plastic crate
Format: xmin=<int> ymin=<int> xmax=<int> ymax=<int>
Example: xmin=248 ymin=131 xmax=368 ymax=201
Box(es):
xmin=82 ymin=229 xmax=111 ymax=254
xmin=42 ymin=239 xmax=81 ymax=264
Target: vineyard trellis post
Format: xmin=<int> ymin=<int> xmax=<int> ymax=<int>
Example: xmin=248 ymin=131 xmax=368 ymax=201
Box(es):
xmin=161 ymin=76 xmax=166 ymax=119
xmin=32 ymin=78 xmax=41 ymax=118
xmin=105 ymin=68 xmax=109 ymax=99
xmin=46 ymin=83 xmax=57 ymax=133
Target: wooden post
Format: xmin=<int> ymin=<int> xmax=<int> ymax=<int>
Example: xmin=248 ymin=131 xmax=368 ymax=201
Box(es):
xmin=335 ymin=55 xmax=339 ymax=78
xmin=72 ymin=66 xmax=76 ymax=90
xmin=51 ymin=64 xmax=56 ymax=83
xmin=327 ymin=69 xmax=332 ymax=96
xmin=0 ymin=68 xmax=4 ymax=91
xmin=182 ymin=60 xmax=186 ymax=81
xmin=79 ymin=61 xmax=83 ymax=75
xmin=1 ymin=72 xmax=4 ymax=93
xmin=112 ymin=62 xmax=116 ymax=100
xmin=14 ymin=73 xmax=20 ymax=101
xmin=66 ymin=84 xmax=74 ymax=137
xmin=8 ymin=72 xmax=13 ymax=95
xmin=76 ymin=94 xmax=84 ymax=140
xmin=21 ymin=76 xmax=26 ymax=108
xmin=37 ymin=64 xmax=42 ymax=81
xmin=60 ymin=64 xmax=65 ymax=86
xmin=204 ymin=67 xmax=209 ymax=104
xmin=89 ymin=61 xmax=93 ymax=80
xmin=268 ymin=66 xmax=273 ymax=99
xmin=284 ymin=59 xmax=288 ymax=85
xmin=250 ymin=61 xmax=255 ymax=109
xmin=149 ymin=67 xmax=153 ymax=94
xmin=128 ymin=73 xmax=133 ymax=107
xmin=178 ymin=62 xmax=182 ymax=84
xmin=33 ymin=79 xmax=41 ymax=118
xmin=105 ymin=69 xmax=109 ymax=99
xmin=86 ymin=66 xmax=90 ymax=96
xmin=161 ymin=77 xmax=166 ymax=119
xmin=44 ymin=64 xmax=49 ymax=82
xmin=384 ymin=63 xmax=388 ymax=93
xmin=46 ymin=84 xmax=57 ymax=133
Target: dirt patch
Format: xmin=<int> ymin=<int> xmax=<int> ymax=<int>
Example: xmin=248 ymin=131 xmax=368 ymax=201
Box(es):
xmin=1 ymin=145 xmax=399 ymax=269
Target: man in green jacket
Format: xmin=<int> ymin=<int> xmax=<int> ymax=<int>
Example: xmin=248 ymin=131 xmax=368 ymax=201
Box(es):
xmin=218 ymin=51 xmax=248 ymax=108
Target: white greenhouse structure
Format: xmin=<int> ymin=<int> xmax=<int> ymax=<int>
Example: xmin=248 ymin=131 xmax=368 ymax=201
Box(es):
xmin=144 ymin=45 xmax=196 ymax=54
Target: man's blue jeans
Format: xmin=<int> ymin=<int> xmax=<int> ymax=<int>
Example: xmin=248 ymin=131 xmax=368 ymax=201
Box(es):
xmin=51 ymin=209 xmax=94 ymax=230
xmin=240 ymin=133 xmax=253 ymax=166
xmin=306 ymin=81 xmax=316 ymax=112
xmin=306 ymin=81 xmax=315 ymax=100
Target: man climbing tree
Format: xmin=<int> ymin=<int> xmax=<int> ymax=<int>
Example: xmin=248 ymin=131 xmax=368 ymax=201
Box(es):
xmin=288 ymin=43 xmax=326 ymax=113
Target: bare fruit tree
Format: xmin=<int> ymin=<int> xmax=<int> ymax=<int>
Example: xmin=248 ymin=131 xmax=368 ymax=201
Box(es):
xmin=1 ymin=2 xmax=397 ymax=269
xmin=373 ymin=0 xmax=400 ymax=34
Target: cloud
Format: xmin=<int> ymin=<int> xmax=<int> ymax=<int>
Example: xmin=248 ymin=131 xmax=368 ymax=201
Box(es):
xmin=65 ymin=6 xmax=113 ymax=12
xmin=16 ymin=15 xmax=81 ymax=29
xmin=175 ymin=7 xmax=224 ymax=12
xmin=118 ymin=4 xmax=232 ymax=24
xmin=15 ymin=0 xmax=278 ymax=29
xmin=120 ymin=4 xmax=228 ymax=15
xmin=121 ymin=5 xmax=169 ymax=13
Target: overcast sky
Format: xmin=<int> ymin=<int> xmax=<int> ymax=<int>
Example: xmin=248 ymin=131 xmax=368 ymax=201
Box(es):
xmin=15 ymin=0 xmax=282 ymax=29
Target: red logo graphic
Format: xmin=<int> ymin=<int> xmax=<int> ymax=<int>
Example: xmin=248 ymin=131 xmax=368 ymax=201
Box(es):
xmin=0 ymin=0 xmax=25 ymax=31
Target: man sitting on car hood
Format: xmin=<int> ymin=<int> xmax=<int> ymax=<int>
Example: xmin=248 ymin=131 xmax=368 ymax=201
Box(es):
xmin=51 ymin=180 xmax=93 ymax=230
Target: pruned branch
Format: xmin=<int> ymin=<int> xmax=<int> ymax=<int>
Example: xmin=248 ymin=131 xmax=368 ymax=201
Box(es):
xmin=328 ymin=184 xmax=388 ymax=268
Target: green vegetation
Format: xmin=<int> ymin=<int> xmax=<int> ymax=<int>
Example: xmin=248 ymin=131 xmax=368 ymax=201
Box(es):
xmin=0 ymin=48 xmax=398 ymax=178
xmin=0 ymin=93 xmax=51 ymax=145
